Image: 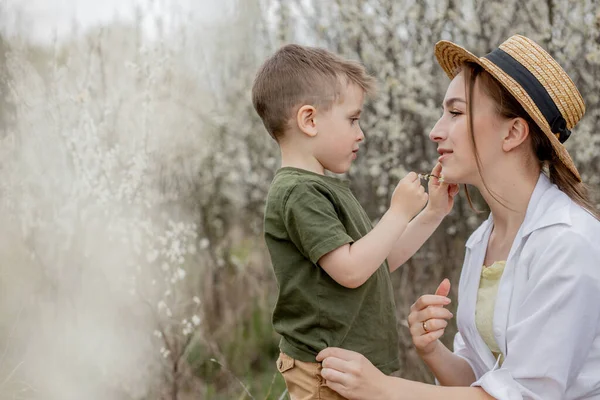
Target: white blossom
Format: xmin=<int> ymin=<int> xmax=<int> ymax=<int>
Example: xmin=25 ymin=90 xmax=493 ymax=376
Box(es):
xmin=192 ymin=315 xmax=201 ymax=326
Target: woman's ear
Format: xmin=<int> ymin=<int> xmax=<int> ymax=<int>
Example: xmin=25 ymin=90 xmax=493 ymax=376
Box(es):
xmin=502 ymin=117 xmax=529 ymax=152
xmin=296 ymin=105 xmax=318 ymax=137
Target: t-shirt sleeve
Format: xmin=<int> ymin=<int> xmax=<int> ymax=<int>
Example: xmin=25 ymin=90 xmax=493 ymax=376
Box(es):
xmin=283 ymin=181 xmax=354 ymax=264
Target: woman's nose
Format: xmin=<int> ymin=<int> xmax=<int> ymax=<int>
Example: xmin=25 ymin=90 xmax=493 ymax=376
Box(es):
xmin=429 ymin=120 xmax=446 ymax=142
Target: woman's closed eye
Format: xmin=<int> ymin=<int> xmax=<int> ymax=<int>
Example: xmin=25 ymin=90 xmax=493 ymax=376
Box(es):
xmin=440 ymin=108 xmax=463 ymax=119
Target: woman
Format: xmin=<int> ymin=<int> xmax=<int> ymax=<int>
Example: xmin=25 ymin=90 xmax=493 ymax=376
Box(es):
xmin=316 ymin=35 xmax=600 ymax=399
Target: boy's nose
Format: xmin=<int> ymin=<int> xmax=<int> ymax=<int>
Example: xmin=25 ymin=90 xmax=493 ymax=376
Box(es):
xmin=357 ymin=127 xmax=365 ymax=142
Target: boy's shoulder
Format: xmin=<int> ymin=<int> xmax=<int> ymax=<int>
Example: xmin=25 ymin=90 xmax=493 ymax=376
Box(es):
xmin=268 ymin=168 xmax=339 ymax=201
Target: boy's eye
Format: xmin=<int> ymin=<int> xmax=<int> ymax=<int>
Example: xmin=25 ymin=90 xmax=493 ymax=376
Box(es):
xmin=350 ymin=118 xmax=360 ymax=125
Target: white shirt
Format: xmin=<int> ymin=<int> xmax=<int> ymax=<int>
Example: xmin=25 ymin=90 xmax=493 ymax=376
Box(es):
xmin=453 ymin=174 xmax=600 ymax=399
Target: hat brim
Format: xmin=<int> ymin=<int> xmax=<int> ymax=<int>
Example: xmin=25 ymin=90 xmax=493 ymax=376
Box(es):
xmin=434 ymin=40 xmax=581 ymax=182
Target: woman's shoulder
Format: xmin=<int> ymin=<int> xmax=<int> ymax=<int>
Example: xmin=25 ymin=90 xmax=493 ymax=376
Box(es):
xmin=524 ymin=201 xmax=600 ymax=277
xmin=528 ymin=202 xmax=599 ymax=250
xmin=538 ymin=194 xmax=600 ymax=243
xmin=566 ymin=199 xmax=600 ymax=237
xmin=526 ymin=180 xmax=600 ymax=239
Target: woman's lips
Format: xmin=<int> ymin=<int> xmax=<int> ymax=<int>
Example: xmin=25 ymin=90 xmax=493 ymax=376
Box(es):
xmin=438 ymin=149 xmax=453 ymax=162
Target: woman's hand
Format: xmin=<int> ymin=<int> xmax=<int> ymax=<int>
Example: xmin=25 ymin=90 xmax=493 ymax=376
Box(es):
xmin=408 ymin=278 xmax=454 ymax=358
xmin=426 ymin=163 xmax=459 ymax=218
xmin=316 ymin=348 xmax=392 ymax=400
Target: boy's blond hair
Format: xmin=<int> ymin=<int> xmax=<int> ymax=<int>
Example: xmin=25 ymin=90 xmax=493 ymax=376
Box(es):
xmin=251 ymin=44 xmax=376 ymax=141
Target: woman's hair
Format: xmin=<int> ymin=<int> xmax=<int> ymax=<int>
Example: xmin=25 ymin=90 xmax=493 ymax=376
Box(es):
xmin=459 ymin=62 xmax=600 ymax=220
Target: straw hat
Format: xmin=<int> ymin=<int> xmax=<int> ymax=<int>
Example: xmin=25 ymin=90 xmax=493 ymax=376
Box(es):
xmin=434 ymin=34 xmax=585 ymax=181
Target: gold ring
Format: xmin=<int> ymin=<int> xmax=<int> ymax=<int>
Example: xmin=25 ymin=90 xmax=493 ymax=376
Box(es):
xmin=422 ymin=320 xmax=429 ymax=333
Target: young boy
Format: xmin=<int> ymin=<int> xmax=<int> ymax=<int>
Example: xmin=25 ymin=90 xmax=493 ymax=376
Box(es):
xmin=251 ymin=44 xmax=456 ymax=399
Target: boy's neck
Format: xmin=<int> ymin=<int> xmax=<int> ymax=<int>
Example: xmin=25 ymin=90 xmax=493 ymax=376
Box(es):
xmin=280 ymin=143 xmax=325 ymax=175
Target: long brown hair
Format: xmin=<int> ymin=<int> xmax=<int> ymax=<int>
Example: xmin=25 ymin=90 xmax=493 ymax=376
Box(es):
xmin=459 ymin=62 xmax=600 ymax=220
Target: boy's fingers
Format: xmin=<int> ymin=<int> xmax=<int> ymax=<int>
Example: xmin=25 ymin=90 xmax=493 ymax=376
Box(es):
xmin=405 ymin=171 xmax=418 ymax=182
xmin=430 ymin=163 xmax=444 ymax=186
xmin=431 ymin=162 xmax=443 ymax=177
xmin=449 ymin=184 xmax=459 ymax=197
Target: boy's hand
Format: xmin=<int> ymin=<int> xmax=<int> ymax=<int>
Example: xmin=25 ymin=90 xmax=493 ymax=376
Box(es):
xmin=390 ymin=172 xmax=428 ymax=221
xmin=425 ymin=163 xmax=459 ymax=218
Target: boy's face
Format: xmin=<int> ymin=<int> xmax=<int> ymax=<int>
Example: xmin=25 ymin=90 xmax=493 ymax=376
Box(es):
xmin=313 ymin=83 xmax=365 ymax=174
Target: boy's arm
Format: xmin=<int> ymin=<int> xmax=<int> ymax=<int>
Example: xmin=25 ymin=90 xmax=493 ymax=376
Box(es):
xmin=387 ymin=163 xmax=459 ymax=273
xmin=386 ymin=208 xmax=444 ymax=273
xmin=319 ymin=209 xmax=410 ymax=289
xmin=319 ymin=172 xmax=427 ymax=289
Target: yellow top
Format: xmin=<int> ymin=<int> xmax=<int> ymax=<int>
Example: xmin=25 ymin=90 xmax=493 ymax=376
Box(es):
xmin=475 ymin=261 xmax=506 ymax=365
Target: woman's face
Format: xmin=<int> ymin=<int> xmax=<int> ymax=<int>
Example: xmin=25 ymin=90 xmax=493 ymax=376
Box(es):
xmin=429 ymin=71 xmax=511 ymax=186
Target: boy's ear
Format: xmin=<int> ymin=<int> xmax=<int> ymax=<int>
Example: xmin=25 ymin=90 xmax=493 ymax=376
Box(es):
xmin=296 ymin=105 xmax=318 ymax=137
xmin=502 ymin=117 xmax=529 ymax=152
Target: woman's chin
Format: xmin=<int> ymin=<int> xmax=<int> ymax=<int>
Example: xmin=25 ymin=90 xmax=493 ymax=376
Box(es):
xmin=439 ymin=169 xmax=453 ymax=182
xmin=439 ymin=171 xmax=462 ymax=185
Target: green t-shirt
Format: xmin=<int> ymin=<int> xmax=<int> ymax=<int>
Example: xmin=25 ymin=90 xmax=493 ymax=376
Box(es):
xmin=264 ymin=167 xmax=399 ymax=374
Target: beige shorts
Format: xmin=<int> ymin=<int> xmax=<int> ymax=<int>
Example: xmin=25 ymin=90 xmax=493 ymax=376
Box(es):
xmin=276 ymin=352 xmax=347 ymax=400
